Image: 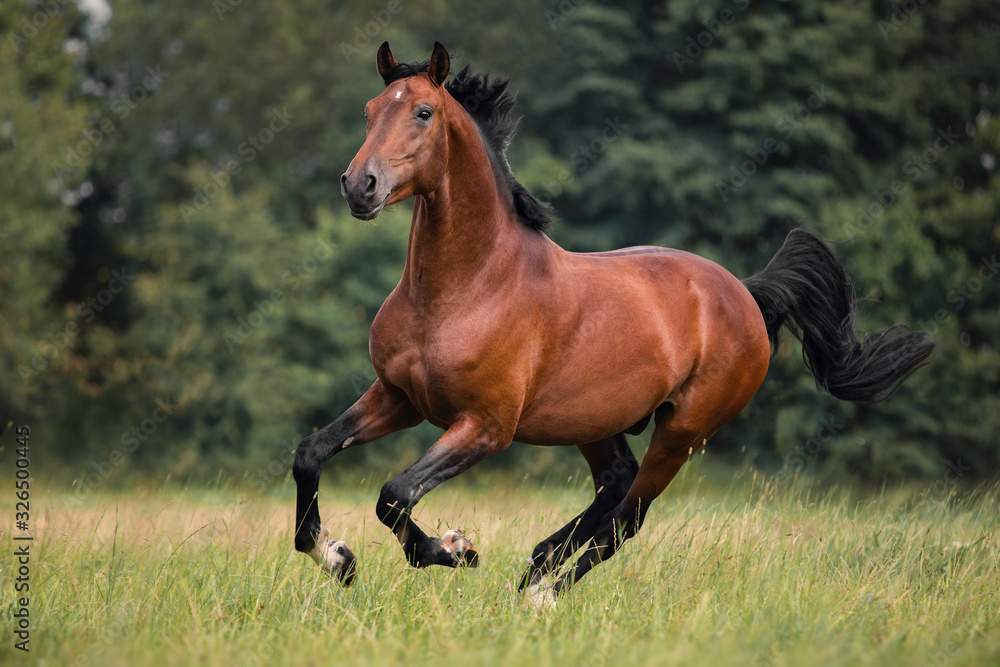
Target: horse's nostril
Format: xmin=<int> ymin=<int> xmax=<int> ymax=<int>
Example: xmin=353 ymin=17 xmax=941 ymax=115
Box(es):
xmin=365 ymin=174 xmax=377 ymax=196
xmin=340 ymin=173 xmax=347 ymax=185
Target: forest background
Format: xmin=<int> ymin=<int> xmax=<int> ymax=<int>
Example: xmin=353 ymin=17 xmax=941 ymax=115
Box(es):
xmin=1 ymin=0 xmax=997 ymax=491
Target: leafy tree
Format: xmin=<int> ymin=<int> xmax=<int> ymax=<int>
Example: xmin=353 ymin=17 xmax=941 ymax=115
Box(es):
xmin=3 ymin=0 xmax=995 ymax=485
xmin=0 ymin=2 xmax=92 ymax=429
xmin=515 ymin=0 xmax=1000 ymax=480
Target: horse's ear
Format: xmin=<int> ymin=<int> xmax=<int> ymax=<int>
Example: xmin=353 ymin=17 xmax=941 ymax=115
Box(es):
xmin=376 ymin=41 xmax=397 ymax=82
xmin=428 ymin=41 xmax=450 ymax=87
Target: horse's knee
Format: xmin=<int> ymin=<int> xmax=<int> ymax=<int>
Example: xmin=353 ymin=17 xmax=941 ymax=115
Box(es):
xmin=614 ymin=503 xmax=647 ymax=542
xmin=292 ymin=434 xmax=320 ymax=484
xmin=595 ymin=502 xmax=646 ymax=550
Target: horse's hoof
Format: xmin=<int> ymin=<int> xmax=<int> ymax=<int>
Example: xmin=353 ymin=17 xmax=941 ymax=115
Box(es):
xmin=308 ymin=526 xmax=357 ymax=586
xmin=333 ymin=542 xmax=358 ymax=587
xmin=523 ymin=578 xmax=557 ymax=612
xmin=518 ymin=558 xmax=548 ymax=592
xmin=441 ymin=529 xmax=479 ymax=567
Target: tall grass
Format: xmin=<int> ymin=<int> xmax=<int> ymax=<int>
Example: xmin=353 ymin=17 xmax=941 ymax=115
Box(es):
xmin=2 ymin=468 xmax=997 ymax=666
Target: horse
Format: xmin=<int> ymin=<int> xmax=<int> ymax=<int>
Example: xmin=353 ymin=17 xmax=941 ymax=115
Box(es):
xmin=292 ymin=41 xmax=935 ymax=600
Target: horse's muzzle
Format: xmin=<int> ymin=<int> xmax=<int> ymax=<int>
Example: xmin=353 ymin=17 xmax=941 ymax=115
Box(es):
xmin=341 ymin=163 xmax=389 ymax=220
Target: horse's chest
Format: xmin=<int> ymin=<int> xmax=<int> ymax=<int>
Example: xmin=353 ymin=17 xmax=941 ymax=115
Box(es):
xmin=370 ymin=301 xmax=499 ymax=423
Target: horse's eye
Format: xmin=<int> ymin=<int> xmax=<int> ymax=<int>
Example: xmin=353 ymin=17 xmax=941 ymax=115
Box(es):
xmin=417 ymin=108 xmax=432 ymax=121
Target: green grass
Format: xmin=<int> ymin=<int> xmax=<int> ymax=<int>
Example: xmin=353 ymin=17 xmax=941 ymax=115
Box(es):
xmin=2 ymin=468 xmax=998 ymax=666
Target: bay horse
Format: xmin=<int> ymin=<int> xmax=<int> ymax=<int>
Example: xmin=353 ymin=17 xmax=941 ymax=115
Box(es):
xmin=293 ymin=42 xmax=934 ymax=600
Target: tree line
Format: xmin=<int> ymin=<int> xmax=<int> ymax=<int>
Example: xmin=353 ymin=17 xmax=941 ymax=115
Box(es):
xmin=1 ymin=0 xmax=997 ymax=486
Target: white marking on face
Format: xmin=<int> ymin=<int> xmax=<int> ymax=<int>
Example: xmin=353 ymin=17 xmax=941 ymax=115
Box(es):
xmin=343 ymin=436 xmax=355 ymax=448
xmin=394 ymin=90 xmax=402 ymax=100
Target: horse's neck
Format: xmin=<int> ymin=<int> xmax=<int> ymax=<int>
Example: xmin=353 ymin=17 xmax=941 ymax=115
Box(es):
xmin=403 ymin=133 xmax=528 ymax=301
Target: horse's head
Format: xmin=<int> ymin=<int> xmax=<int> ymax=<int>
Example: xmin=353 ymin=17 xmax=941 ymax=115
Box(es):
xmin=341 ymin=42 xmax=452 ymax=220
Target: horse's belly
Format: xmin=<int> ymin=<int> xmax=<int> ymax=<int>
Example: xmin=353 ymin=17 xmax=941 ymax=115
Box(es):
xmin=513 ymin=347 xmax=675 ymax=446
xmin=512 ymin=261 xmax=700 ymax=446
xmin=513 ymin=401 xmax=655 ymax=447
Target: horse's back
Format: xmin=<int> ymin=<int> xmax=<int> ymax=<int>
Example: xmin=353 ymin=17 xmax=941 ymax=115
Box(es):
xmin=568 ymin=245 xmax=757 ymax=317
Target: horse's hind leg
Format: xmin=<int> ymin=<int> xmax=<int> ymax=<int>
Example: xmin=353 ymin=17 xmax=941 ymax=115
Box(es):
xmin=293 ymin=380 xmax=422 ymax=584
xmin=519 ymin=434 xmax=638 ymax=591
xmin=553 ymin=411 xmax=713 ymax=595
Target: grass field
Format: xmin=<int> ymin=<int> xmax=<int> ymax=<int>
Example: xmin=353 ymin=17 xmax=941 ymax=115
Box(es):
xmin=2 ymin=465 xmax=998 ymax=666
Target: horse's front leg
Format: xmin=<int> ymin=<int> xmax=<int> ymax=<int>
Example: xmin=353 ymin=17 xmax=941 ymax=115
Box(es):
xmin=376 ymin=417 xmax=511 ymax=568
xmin=293 ymin=379 xmax=422 ymax=584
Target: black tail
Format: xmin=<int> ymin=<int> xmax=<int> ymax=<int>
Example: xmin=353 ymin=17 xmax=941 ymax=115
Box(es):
xmin=742 ymin=228 xmax=935 ymax=403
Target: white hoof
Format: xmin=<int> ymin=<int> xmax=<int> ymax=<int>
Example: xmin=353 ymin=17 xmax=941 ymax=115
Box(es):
xmin=524 ymin=578 xmax=557 ymax=611
xmin=308 ymin=525 xmax=357 ymax=585
xmin=441 ymin=529 xmax=479 ymax=567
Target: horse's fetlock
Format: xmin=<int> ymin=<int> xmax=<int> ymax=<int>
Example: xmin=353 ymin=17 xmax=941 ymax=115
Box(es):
xmin=376 ymin=482 xmax=408 ymax=527
xmin=294 ymin=525 xmax=318 ymax=553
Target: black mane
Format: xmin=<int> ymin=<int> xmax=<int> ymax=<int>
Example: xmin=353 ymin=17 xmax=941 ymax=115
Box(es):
xmin=381 ymin=59 xmax=556 ymax=233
